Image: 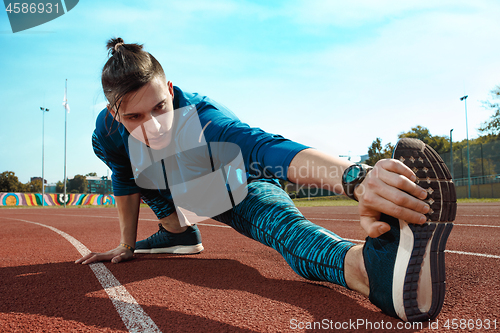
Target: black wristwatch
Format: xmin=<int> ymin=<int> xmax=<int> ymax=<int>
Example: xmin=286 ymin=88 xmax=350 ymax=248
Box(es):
xmin=342 ymin=164 xmax=373 ymax=201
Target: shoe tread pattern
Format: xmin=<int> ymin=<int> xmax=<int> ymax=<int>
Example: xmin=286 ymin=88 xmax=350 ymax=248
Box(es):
xmin=393 ymin=138 xmax=455 ymax=322
xmin=393 ymin=138 xmax=457 ymax=222
xmin=403 ymin=223 xmax=435 ymax=321
xmin=403 ymin=223 xmax=454 ymax=321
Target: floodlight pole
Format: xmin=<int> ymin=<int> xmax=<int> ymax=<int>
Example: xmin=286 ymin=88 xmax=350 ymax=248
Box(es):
xmin=64 ymin=79 xmax=68 ymax=207
xmin=40 ymin=107 xmax=49 ymax=206
xmin=449 ymin=129 xmax=453 ymax=179
xmin=460 ymin=95 xmax=471 ymax=198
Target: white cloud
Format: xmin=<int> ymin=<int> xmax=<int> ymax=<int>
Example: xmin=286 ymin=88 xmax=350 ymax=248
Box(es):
xmin=268 ymin=3 xmax=500 ymax=145
xmin=14 ymin=0 xmax=499 ymax=170
xmin=287 ymin=0 xmax=485 ymax=28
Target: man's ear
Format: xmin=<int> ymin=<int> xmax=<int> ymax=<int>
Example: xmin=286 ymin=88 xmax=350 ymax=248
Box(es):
xmin=106 ymin=104 xmax=120 ymax=122
xmin=167 ymin=81 xmax=174 ymax=99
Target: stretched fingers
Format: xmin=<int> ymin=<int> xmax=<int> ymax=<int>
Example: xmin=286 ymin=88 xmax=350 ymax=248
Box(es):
xmin=377 ymin=159 xmax=417 ymax=184
xmin=374 ymin=174 xmax=429 ymax=217
xmin=359 ymin=215 xmax=391 ymax=238
xmin=362 ymin=184 xmax=428 ymax=224
xmin=75 ymin=252 xmax=111 ymax=265
xmin=377 ymin=159 xmax=427 ymax=200
xmin=361 ymin=160 xmax=430 ymax=223
xmin=75 ymin=253 xmax=98 ymax=265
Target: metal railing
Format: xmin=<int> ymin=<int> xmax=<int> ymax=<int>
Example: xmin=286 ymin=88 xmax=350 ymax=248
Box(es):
xmin=453 ymin=174 xmax=500 ymax=186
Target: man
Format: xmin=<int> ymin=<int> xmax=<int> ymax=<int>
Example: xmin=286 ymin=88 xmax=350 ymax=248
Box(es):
xmin=76 ymin=38 xmax=456 ymax=322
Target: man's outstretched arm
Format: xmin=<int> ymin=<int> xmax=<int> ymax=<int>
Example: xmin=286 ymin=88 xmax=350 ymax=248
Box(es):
xmin=287 ymin=148 xmax=430 ymax=238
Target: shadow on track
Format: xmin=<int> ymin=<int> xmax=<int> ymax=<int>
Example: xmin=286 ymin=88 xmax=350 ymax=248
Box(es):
xmin=110 ymin=256 xmax=420 ymax=332
xmin=0 ymin=261 xmax=258 ymax=332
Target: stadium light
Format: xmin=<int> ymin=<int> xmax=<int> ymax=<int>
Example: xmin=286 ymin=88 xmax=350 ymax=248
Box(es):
xmin=450 ymin=129 xmax=454 ymax=179
xmin=460 ymin=95 xmax=471 ymax=198
xmin=63 ymin=79 xmax=70 ymax=208
xmin=40 ymin=107 xmax=49 ymax=206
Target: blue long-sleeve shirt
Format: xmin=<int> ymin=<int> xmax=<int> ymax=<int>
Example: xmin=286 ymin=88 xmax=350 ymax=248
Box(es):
xmin=93 ymin=86 xmax=309 ymax=202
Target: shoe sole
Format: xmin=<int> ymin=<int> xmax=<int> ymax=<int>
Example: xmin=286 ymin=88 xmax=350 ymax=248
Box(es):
xmin=134 ymin=244 xmax=204 ymax=254
xmin=392 ymin=138 xmax=455 ymax=322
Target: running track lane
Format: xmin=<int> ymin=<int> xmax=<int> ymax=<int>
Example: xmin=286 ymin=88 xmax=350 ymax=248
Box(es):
xmin=0 ymin=203 xmax=499 ymax=332
xmin=3 ymin=217 xmax=161 ymax=333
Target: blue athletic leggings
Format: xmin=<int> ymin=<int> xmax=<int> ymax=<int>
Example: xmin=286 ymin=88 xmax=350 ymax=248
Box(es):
xmin=212 ymin=181 xmax=354 ymax=288
xmin=144 ymin=181 xmax=355 ymax=288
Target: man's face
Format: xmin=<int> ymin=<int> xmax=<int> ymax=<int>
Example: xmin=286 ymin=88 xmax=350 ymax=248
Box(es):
xmin=109 ymin=76 xmax=175 ymax=150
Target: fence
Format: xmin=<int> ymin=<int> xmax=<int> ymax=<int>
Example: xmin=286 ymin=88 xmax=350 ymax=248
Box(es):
xmin=0 ymin=192 xmax=116 ymax=206
xmin=440 ymin=139 xmax=500 ymax=198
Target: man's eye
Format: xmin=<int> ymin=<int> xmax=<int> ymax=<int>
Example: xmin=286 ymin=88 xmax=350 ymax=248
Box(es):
xmin=128 ymin=115 xmax=139 ymax=120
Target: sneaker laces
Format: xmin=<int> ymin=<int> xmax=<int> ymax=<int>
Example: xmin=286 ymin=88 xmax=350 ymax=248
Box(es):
xmin=146 ymin=223 xmax=168 ymax=240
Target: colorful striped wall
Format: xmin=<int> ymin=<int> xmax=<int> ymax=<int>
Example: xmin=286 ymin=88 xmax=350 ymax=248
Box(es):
xmin=0 ymin=193 xmax=116 ymax=206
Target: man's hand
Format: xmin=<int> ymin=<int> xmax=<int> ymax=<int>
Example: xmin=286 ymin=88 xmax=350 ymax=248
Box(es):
xmin=75 ymin=245 xmax=134 ymax=265
xmin=355 ymin=159 xmax=430 ymax=238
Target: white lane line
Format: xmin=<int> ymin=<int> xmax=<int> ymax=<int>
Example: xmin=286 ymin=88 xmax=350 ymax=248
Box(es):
xmin=194 ymin=222 xmax=500 ymax=259
xmin=445 ymin=250 xmax=500 ymax=259
xmin=4 ymin=215 xmax=498 ymax=261
xmin=320 ymin=237 xmax=500 ymax=259
xmin=7 ymin=212 xmax=500 ymax=229
xmin=307 ymin=218 xmax=500 ymax=229
xmin=451 ymin=224 xmax=500 ymax=228
xmin=2 ymin=217 xmax=161 ymax=333
xmin=343 ymin=238 xmax=364 ymax=243
xmin=461 ymin=214 xmax=499 ymax=217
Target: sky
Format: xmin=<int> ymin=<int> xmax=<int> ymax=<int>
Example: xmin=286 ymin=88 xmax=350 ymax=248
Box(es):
xmin=1 ymin=0 xmax=500 ymax=184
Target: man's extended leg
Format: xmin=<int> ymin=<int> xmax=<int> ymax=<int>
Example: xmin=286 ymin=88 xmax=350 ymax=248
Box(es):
xmin=344 ymin=245 xmax=370 ymax=296
xmin=214 ymin=181 xmax=356 ymax=288
xmin=213 ymin=138 xmax=456 ymax=323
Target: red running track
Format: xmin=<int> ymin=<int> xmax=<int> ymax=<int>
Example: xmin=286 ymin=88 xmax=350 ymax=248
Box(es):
xmin=0 ymin=203 xmax=499 ymax=332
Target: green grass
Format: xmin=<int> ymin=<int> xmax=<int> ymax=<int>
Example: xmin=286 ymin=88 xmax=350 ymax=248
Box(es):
xmin=292 ymin=196 xmax=358 ymax=207
xmin=457 ymin=198 xmax=500 ymax=204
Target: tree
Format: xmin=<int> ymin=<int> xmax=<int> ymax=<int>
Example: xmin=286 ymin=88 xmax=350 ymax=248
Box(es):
xmin=366 ymin=126 xmax=451 ymax=167
xmin=85 ymin=172 xmax=97 ymax=177
xmin=366 ymin=138 xmax=394 ymax=166
xmin=398 ymin=125 xmax=449 ymax=154
xmin=0 ymin=171 xmax=24 ymax=192
xmin=398 ymin=125 xmax=431 ymax=142
xmin=25 ymin=179 xmax=42 ymax=193
xmin=451 ymin=136 xmax=499 ymax=178
xmin=55 ymin=180 xmax=66 ymax=193
xmin=427 ymin=136 xmax=451 ymax=155
xmin=479 ymin=85 xmax=500 ymax=136
xmin=68 ymin=175 xmax=88 ymax=193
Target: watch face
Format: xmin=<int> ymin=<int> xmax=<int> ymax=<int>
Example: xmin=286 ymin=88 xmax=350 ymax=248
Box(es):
xmin=344 ymin=165 xmax=361 ymax=183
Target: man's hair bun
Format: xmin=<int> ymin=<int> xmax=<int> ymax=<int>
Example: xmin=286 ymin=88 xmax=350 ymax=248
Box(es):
xmin=106 ymin=37 xmax=144 ymax=56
